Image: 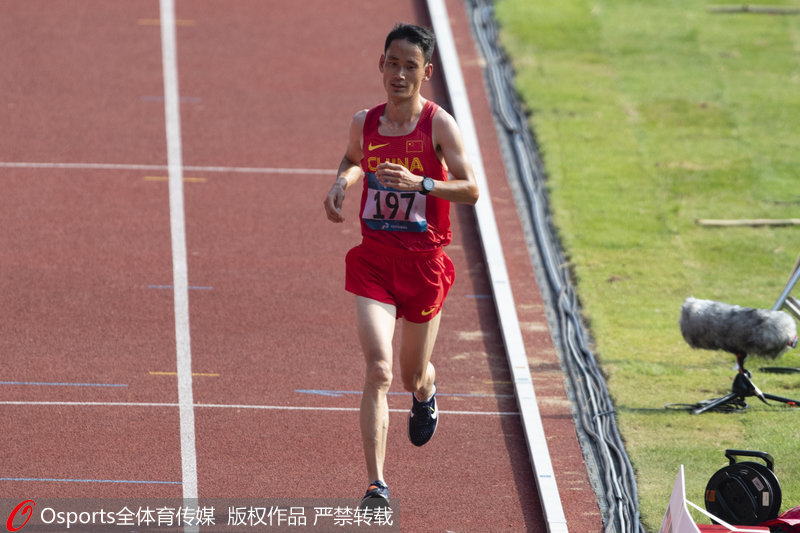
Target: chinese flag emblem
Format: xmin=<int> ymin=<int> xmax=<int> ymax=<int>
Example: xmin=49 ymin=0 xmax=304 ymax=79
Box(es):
xmin=406 ymin=140 xmax=423 ymax=153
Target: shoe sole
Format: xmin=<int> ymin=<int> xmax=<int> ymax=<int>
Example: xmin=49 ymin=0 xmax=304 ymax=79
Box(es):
xmin=359 ymin=495 xmax=391 ymax=510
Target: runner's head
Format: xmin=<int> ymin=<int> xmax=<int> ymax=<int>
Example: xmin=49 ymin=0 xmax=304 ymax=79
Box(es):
xmin=384 ymin=23 xmax=436 ymax=66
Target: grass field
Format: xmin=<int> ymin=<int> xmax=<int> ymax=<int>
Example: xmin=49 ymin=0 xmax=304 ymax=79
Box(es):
xmin=492 ymin=0 xmax=800 ymax=529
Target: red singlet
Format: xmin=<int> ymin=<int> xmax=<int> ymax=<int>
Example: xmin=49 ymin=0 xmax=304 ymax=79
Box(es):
xmin=358 ymin=101 xmax=451 ymax=251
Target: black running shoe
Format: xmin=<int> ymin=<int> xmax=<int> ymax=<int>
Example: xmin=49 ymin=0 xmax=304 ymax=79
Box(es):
xmin=360 ymin=480 xmax=390 ymax=508
xmin=408 ymin=388 xmax=438 ymax=447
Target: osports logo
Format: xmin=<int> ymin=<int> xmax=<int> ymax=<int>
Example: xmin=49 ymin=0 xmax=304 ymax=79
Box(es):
xmin=6 ymin=500 xmax=35 ymax=532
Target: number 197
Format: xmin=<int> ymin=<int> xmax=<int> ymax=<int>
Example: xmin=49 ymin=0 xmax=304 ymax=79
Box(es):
xmin=372 ymin=191 xmax=416 ymax=221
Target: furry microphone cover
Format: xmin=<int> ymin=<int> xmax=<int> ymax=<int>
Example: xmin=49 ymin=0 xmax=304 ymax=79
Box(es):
xmin=680 ymin=297 xmax=798 ymax=359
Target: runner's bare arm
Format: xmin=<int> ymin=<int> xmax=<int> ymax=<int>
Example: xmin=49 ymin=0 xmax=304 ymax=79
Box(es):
xmin=372 ymin=108 xmax=478 ymax=205
xmin=324 ymin=110 xmax=367 ymax=223
xmin=430 ymin=108 xmax=479 ymax=204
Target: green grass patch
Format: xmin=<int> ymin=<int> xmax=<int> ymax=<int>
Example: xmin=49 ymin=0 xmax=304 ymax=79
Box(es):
xmin=494 ymin=0 xmax=800 ymax=529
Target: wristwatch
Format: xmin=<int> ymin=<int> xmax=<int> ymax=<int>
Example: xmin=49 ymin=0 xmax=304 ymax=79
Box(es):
xmin=420 ymin=176 xmax=435 ymax=195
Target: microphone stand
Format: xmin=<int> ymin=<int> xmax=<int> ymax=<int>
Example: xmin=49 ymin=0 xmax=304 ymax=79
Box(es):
xmin=692 ymin=354 xmax=800 ymax=414
xmin=761 ymin=260 xmax=800 ymax=374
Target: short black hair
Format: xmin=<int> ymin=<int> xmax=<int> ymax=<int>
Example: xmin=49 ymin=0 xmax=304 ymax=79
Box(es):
xmin=384 ymin=23 xmax=436 ymax=65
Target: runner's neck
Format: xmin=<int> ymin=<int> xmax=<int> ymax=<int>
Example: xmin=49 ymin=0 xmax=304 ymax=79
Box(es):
xmin=380 ymin=98 xmax=426 ymax=136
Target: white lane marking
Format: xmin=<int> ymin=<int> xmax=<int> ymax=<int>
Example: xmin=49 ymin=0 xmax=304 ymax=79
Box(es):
xmin=0 ymin=161 xmax=332 ymax=175
xmin=0 ymin=400 xmax=518 ymax=416
xmin=158 ymin=0 xmax=198 ymax=509
xmin=426 ymin=1 xmax=568 ymax=531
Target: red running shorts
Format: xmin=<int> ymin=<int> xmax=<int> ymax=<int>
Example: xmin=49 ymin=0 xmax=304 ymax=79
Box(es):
xmin=345 ymin=239 xmax=455 ymax=323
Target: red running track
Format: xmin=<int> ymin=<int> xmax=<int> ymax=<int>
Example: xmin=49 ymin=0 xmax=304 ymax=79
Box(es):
xmin=0 ymin=1 xmax=603 ymax=531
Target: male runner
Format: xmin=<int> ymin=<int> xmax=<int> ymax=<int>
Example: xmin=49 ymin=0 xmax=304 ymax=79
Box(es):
xmin=323 ymin=23 xmax=479 ymax=506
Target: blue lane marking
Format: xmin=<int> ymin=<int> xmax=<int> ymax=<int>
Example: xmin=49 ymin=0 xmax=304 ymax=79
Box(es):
xmin=0 ymin=477 xmax=181 ymax=485
xmin=296 ymin=389 xmax=349 ymax=397
xmin=295 ymin=389 xmax=513 ymax=398
xmin=466 ymin=294 xmax=492 ymax=299
xmin=0 ymin=381 xmax=127 ymax=388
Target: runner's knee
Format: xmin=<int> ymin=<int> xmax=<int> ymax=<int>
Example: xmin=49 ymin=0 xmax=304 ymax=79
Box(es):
xmin=365 ymin=359 xmax=393 ymax=389
xmin=401 ymin=369 xmax=424 ymax=393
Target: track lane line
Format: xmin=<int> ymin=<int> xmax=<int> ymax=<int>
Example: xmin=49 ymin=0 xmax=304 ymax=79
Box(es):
xmin=0 ymin=161 xmax=331 ymax=175
xmin=0 ymin=401 xmax=518 ymax=416
xmin=0 ymin=477 xmax=181 ymax=485
xmin=426 ymin=1 xmax=568 ymax=531
xmin=0 ymin=381 xmax=127 ymax=388
xmin=158 ymin=0 xmax=198 ymax=511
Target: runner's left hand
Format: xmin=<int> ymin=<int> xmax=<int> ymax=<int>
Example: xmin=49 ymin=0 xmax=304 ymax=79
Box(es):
xmin=375 ymin=162 xmax=422 ymax=192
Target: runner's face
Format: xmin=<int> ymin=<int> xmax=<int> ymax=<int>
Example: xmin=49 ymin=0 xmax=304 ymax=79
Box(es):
xmin=379 ymin=39 xmax=432 ymax=101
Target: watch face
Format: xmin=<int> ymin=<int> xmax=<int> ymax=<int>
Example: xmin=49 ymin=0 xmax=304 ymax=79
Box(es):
xmin=423 ymin=177 xmax=434 ymax=193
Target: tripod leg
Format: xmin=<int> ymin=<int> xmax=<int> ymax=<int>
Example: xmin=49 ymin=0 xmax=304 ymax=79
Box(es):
xmin=692 ymin=393 xmax=741 ymax=415
xmin=737 ymin=372 xmax=768 ymax=404
xmin=735 ymin=368 xmax=800 ymax=407
xmin=762 ymin=392 xmax=800 ymax=406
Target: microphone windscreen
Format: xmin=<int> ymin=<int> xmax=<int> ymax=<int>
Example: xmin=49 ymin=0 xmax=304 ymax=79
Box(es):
xmin=680 ymin=297 xmax=797 ymax=359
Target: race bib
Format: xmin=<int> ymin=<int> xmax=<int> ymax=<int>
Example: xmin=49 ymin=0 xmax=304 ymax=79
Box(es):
xmin=362 ymin=172 xmax=427 ymax=232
